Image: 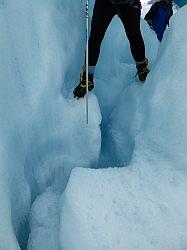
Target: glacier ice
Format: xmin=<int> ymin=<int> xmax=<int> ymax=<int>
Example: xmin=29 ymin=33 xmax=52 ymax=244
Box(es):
xmin=0 ymin=0 xmax=187 ymax=250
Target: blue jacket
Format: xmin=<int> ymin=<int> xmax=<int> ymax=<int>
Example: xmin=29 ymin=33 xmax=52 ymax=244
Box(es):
xmin=145 ymin=1 xmax=173 ymax=41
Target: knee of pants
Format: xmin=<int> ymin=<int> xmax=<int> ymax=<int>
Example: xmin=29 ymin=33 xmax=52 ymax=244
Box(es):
xmin=126 ymin=30 xmax=142 ymax=42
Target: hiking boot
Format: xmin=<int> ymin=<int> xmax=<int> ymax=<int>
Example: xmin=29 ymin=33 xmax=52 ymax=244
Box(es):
xmin=136 ymin=58 xmax=150 ymax=82
xmin=73 ymin=67 xmax=94 ymax=99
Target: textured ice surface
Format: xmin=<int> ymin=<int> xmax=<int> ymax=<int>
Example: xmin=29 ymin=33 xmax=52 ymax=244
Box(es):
xmin=0 ymin=0 xmax=101 ymax=249
xmin=60 ymin=164 xmax=187 ymax=250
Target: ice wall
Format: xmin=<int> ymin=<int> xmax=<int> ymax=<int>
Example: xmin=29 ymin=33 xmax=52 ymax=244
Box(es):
xmin=0 ymin=0 xmax=101 ymax=249
xmin=134 ymin=5 xmax=187 ymax=168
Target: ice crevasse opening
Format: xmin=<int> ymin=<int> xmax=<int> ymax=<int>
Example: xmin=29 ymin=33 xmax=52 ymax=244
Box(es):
xmin=0 ymin=0 xmax=187 ymax=250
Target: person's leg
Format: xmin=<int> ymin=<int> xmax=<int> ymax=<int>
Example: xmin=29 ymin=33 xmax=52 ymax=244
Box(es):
xmin=118 ymin=3 xmax=145 ymax=63
xmin=88 ymin=0 xmax=116 ymax=66
xmin=118 ymin=4 xmax=149 ymax=82
xmin=74 ymin=0 xmax=116 ymax=98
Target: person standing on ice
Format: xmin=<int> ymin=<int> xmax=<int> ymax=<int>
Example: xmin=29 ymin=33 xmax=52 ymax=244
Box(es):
xmin=144 ymin=0 xmax=173 ymax=42
xmin=73 ymin=0 xmax=150 ymax=99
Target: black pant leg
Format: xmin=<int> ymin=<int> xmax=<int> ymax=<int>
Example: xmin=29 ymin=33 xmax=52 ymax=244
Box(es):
xmin=88 ymin=0 xmax=116 ymax=66
xmin=118 ymin=4 xmax=146 ymax=63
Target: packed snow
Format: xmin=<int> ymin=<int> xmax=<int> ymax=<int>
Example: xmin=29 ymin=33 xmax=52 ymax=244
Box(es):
xmin=0 ymin=0 xmax=187 ymax=250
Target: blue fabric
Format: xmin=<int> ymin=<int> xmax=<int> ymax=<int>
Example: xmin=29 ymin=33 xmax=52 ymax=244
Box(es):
xmin=152 ymin=6 xmax=172 ymax=41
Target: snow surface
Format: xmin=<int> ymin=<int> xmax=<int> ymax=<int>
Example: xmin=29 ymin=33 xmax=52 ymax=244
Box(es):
xmin=0 ymin=0 xmax=186 ymax=250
